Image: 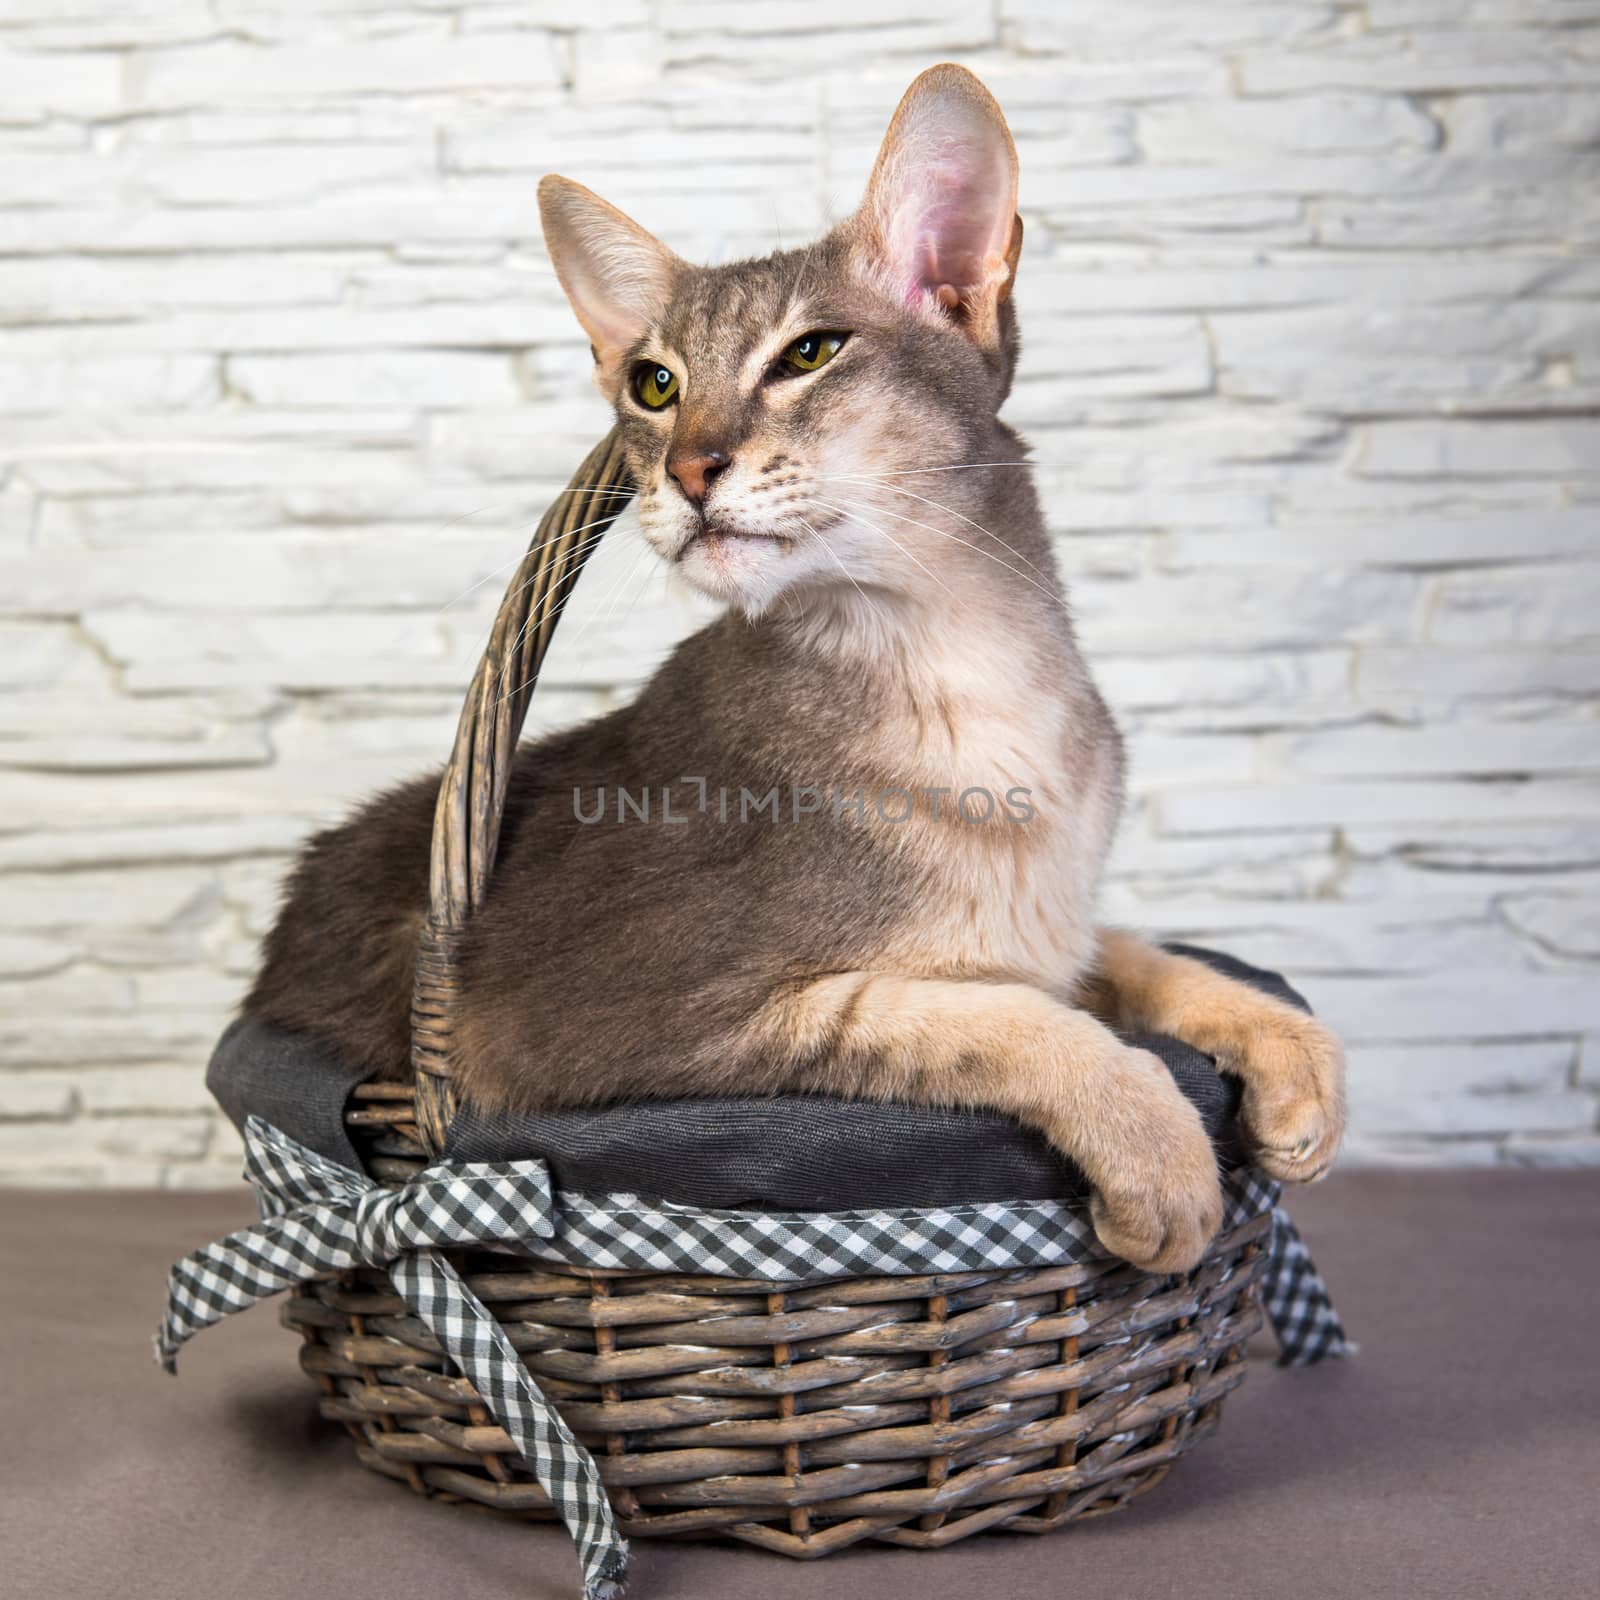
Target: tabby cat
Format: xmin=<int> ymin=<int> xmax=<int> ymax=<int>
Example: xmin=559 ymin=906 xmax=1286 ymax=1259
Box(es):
xmin=247 ymin=64 xmax=1344 ymax=1271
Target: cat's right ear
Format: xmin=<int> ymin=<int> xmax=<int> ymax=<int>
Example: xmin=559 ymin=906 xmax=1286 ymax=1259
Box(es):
xmin=537 ymin=176 xmax=681 ymax=384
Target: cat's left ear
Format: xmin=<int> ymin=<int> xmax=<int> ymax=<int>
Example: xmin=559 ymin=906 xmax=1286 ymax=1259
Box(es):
xmin=853 ymin=64 xmax=1023 ymax=350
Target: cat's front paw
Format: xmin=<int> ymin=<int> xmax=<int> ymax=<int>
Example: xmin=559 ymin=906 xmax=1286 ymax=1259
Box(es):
xmin=1077 ymin=1047 xmax=1225 ymax=1275
xmin=1232 ymin=1010 xmax=1346 ymax=1184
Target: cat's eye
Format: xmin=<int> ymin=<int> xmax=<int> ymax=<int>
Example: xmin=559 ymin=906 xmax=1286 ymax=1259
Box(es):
xmin=632 ymin=362 xmax=679 ymax=409
xmin=780 ymin=332 xmax=847 ymax=374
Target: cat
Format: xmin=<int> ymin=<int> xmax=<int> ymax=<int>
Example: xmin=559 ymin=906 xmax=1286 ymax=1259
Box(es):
xmin=246 ymin=64 xmax=1344 ymax=1272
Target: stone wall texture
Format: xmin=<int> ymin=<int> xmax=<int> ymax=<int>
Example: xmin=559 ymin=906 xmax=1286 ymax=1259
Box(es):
xmin=2 ymin=1 xmax=1598 ymax=1185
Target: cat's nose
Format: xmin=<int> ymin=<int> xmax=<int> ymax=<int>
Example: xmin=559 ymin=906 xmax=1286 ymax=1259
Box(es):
xmin=666 ymin=449 xmax=730 ymax=504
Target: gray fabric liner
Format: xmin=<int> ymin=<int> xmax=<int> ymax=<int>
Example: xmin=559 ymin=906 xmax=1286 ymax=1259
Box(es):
xmin=208 ymin=1020 xmax=370 ymax=1171
xmin=208 ymin=944 xmax=1305 ymax=1211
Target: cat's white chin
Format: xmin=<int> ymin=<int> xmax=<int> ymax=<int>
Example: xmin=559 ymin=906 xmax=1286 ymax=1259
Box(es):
xmin=675 ymin=527 xmax=796 ymax=615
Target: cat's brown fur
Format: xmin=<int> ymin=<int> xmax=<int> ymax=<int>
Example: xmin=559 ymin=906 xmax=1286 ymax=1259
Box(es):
xmin=246 ymin=65 xmax=1344 ymax=1272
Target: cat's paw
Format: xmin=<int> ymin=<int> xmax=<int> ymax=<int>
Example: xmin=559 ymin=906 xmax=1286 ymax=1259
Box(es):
xmin=1231 ymin=1010 xmax=1345 ymax=1185
xmin=1076 ymin=1047 xmax=1225 ymax=1275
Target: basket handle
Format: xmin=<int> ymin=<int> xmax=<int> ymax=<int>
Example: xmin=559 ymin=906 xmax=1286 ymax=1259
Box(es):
xmin=410 ymin=427 xmax=636 ymax=1155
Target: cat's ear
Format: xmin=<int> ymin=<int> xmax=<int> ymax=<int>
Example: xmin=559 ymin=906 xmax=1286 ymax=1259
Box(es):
xmin=854 ymin=64 xmax=1022 ymax=348
xmin=538 ymin=175 xmax=681 ymax=382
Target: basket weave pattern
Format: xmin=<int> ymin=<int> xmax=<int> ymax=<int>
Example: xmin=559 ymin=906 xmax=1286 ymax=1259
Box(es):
xmin=281 ymin=429 xmax=1270 ymax=1555
xmin=285 ymin=1090 xmax=1267 ymax=1551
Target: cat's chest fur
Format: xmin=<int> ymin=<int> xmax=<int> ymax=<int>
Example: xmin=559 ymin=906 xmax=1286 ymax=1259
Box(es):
xmin=882 ymin=699 xmax=1116 ymax=992
xmin=769 ymin=616 xmax=1123 ymax=994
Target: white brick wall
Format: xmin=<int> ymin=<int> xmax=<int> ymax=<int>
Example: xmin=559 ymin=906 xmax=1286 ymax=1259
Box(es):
xmin=2 ymin=1 xmax=1597 ymax=1185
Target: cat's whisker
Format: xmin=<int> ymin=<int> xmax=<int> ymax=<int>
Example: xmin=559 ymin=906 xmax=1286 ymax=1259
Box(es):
xmin=423 ymin=502 xmax=511 ymax=536
xmin=625 ymin=541 xmax=665 ymax=620
xmin=437 ymin=514 xmax=621 ymax=618
xmin=489 ymin=526 xmax=613 ymax=633
xmin=368 ymin=502 xmax=567 ymax=666
xmin=813 ymin=494 xmax=1061 ymax=605
xmin=564 ymin=537 xmax=660 ymax=671
xmin=489 ymin=528 xmax=614 ymax=688
xmin=817 ymin=502 xmax=957 ymax=600
xmin=503 ymin=527 xmax=614 ymax=623
xmin=596 ymin=540 xmax=658 ymax=636
xmin=819 ymin=474 xmax=1058 ymax=585
xmin=795 ymin=514 xmax=878 ymax=615
xmin=538 ymin=473 xmax=642 ymax=497
xmin=493 ymin=552 xmax=655 ymax=710
xmin=435 ymin=544 xmax=536 ymax=617
xmin=816 ymin=462 xmax=1044 ymax=478
xmin=490 ymin=538 xmax=612 ymax=684
xmin=496 ymin=535 xmax=658 ymax=709
xmin=517 ymin=514 xmax=626 ymax=573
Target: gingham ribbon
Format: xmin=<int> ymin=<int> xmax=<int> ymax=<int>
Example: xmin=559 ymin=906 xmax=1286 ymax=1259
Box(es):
xmin=1262 ymin=1204 xmax=1354 ymax=1365
xmin=155 ymin=1116 xmax=628 ymax=1600
xmin=528 ymin=1166 xmax=1348 ymax=1367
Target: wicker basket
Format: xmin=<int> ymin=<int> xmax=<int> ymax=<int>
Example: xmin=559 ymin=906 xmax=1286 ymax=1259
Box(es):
xmin=279 ymin=427 xmax=1271 ymax=1555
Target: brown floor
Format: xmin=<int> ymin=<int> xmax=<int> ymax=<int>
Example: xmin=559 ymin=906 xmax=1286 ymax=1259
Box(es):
xmin=3 ymin=1171 xmax=1597 ymax=1600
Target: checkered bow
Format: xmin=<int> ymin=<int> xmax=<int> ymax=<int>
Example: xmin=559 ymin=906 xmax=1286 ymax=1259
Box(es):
xmin=157 ymin=1119 xmax=1350 ymax=1600
xmin=155 ymin=1115 xmax=628 ymax=1600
